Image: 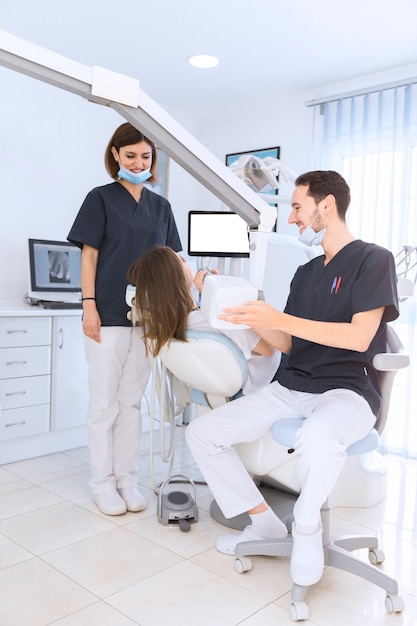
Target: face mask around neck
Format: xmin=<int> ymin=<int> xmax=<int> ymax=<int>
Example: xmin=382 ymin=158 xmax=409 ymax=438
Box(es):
xmin=118 ymin=166 xmax=152 ymax=185
xmin=298 ymin=209 xmax=328 ymax=247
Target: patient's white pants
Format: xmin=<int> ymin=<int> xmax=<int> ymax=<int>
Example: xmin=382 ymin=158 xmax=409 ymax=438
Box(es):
xmin=84 ymin=327 xmax=150 ymax=495
xmin=185 ymin=381 xmax=375 ymax=528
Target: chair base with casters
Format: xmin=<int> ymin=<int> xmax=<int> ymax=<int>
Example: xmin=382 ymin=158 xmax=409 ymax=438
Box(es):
xmin=221 ymin=419 xmax=405 ymax=621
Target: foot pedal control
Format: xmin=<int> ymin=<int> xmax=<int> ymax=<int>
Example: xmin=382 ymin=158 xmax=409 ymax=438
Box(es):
xmin=157 ymin=474 xmax=198 ymax=531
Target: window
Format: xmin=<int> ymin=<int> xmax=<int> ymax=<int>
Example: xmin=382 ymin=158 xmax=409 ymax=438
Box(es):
xmin=311 ymin=83 xmax=417 ymax=458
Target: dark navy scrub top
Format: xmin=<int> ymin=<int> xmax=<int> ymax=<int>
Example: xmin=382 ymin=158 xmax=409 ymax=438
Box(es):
xmin=276 ymin=240 xmax=399 ymax=416
xmin=68 ymin=182 xmax=182 ymax=327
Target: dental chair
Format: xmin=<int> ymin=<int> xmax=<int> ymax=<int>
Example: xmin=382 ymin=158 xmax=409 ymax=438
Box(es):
xmin=209 ymin=324 xmax=408 ymax=621
xmin=148 ymin=329 xmax=270 ymax=491
xmin=158 ymin=329 xmax=249 ymax=411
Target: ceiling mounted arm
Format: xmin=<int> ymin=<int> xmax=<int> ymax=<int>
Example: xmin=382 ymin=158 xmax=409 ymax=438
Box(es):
xmin=0 ymin=30 xmax=276 ymax=231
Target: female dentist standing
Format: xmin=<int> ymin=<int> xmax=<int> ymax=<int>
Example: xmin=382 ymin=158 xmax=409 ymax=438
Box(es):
xmin=68 ymin=122 xmax=182 ymax=515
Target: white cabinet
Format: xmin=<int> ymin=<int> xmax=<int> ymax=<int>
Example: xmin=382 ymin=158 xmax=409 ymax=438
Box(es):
xmin=51 ymin=316 xmax=89 ymax=430
xmin=0 ymin=309 xmax=89 ymax=462
xmin=0 ymin=316 xmax=51 ymax=439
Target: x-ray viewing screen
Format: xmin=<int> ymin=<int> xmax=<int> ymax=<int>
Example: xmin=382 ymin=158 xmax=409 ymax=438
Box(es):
xmin=28 ymin=238 xmax=82 ymax=293
xmin=188 ymin=211 xmax=250 ymax=258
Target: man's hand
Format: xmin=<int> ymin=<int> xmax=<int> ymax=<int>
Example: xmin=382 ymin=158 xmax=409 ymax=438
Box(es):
xmin=219 ymin=301 xmax=291 ymax=353
xmin=218 ymin=300 xmax=281 ymax=328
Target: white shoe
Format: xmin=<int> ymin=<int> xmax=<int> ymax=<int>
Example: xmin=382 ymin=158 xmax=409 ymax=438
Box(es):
xmin=290 ymin=523 xmax=324 ymax=586
xmin=118 ymin=487 xmax=146 ymax=512
xmin=216 ymin=525 xmax=269 ymax=556
xmin=93 ymin=490 xmax=127 ymax=516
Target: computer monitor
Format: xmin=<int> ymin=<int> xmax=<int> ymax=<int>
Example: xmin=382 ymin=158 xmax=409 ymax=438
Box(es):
xmin=28 ymin=238 xmax=82 ymax=302
xmin=188 ymin=211 xmax=250 ymax=258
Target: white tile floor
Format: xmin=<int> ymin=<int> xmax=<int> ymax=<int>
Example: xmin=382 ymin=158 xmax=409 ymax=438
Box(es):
xmin=0 ymin=427 xmax=416 ymax=626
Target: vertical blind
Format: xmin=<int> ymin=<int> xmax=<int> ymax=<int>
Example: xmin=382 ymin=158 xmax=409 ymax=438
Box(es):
xmin=311 ymin=82 xmax=417 ymax=458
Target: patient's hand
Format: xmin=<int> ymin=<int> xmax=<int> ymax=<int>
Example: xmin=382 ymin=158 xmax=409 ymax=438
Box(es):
xmin=193 ymin=268 xmax=218 ymax=293
xmin=252 ymin=337 xmax=274 ymax=356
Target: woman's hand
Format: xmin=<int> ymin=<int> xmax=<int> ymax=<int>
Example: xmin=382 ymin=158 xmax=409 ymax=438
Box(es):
xmin=82 ymin=303 xmax=101 ymax=342
xmin=80 ymin=244 xmax=100 ymax=341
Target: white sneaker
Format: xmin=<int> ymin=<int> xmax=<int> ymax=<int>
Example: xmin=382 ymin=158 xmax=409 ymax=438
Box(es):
xmin=216 ymin=525 xmax=267 ymax=556
xmin=290 ymin=523 xmax=324 ymax=586
xmin=93 ymin=490 xmax=127 ymax=516
xmin=118 ymin=487 xmax=146 ymax=512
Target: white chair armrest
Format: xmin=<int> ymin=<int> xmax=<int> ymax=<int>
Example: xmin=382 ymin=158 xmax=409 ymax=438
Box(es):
xmin=397 ymin=277 xmax=414 ymax=299
xmin=372 ymin=325 xmax=410 ymax=371
xmin=373 ymin=352 xmax=410 ymax=371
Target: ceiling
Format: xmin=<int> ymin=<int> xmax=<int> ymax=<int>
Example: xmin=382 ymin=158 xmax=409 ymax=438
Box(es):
xmin=1 ymin=0 xmax=417 ymax=120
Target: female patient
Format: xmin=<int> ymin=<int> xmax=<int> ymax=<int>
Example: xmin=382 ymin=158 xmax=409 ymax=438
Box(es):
xmin=127 ymin=245 xmax=280 ymax=394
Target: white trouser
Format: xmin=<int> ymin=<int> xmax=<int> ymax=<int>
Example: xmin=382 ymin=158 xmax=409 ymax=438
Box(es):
xmin=185 ymin=381 xmax=376 ymax=528
xmin=84 ymin=327 xmax=150 ymax=495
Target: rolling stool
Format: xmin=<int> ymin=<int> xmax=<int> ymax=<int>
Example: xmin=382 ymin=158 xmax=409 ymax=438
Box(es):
xmin=233 ymin=417 xmax=405 ymax=621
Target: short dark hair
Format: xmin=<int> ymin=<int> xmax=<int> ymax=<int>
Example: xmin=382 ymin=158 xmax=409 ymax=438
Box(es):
xmin=104 ymin=122 xmax=158 ymax=182
xmin=295 ymin=170 xmax=351 ymax=219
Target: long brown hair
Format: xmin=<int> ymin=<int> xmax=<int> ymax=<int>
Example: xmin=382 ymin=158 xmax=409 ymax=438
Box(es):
xmin=128 ymin=246 xmax=195 ymax=356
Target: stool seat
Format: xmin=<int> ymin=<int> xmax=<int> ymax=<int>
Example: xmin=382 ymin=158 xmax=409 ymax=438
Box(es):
xmin=271 ymin=418 xmax=380 ymax=456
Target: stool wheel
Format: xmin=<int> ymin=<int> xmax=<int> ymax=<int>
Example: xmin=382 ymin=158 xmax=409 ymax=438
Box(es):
xmin=385 ymin=593 xmax=405 ymax=614
xmin=289 ymin=601 xmax=309 ymax=621
xmin=234 ymin=556 xmax=252 ymax=573
xmin=368 ymin=548 xmax=385 ymax=564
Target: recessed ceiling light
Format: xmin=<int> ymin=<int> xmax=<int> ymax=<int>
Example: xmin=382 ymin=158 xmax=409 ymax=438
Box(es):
xmin=188 ymin=54 xmax=219 ymax=69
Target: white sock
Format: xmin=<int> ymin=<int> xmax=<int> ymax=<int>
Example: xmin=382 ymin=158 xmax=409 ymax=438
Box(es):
xmin=294 ymin=521 xmax=321 ymax=535
xmin=249 ymin=507 xmax=288 ymax=539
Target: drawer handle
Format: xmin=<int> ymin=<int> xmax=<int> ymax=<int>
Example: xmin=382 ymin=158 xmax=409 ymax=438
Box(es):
xmin=5 ymin=421 xmax=27 ymax=427
xmin=6 ymin=360 xmax=28 ymax=366
xmin=5 ymin=391 xmax=27 ymax=396
xmin=6 ymin=329 xmax=28 ymax=334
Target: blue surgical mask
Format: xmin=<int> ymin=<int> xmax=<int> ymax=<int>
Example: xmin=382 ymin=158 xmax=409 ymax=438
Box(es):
xmin=298 ymin=225 xmax=326 ymax=247
xmin=118 ymin=166 xmax=152 ymax=185
xmin=298 ymin=209 xmax=327 ymax=247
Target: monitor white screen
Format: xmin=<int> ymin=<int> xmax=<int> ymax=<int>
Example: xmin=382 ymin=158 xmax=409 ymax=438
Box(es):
xmin=28 ymin=238 xmax=82 ymax=302
xmin=188 ymin=211 xmax=250 ymax=258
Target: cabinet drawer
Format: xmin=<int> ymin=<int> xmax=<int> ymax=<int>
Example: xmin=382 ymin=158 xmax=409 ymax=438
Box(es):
xmin=0 ymin=317 xmax=51 ymax=348
xmin=0 ymin=404 xmax=50 ymax=439
xmin=0 ymin=346 xmax=51 ymax=379
xmin=0 ymin=375 xmax=50 ymax=410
